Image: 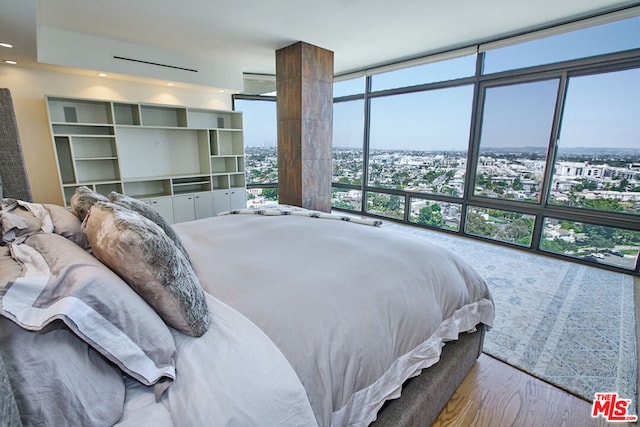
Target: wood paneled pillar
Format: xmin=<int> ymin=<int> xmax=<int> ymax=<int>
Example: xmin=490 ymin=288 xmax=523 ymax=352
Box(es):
xmin=276 ymin=42 xmax=333 ymax=212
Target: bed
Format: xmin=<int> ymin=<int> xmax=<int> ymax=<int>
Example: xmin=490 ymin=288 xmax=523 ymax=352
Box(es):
xmin=0 ymin=188 xmax=494 ymax=427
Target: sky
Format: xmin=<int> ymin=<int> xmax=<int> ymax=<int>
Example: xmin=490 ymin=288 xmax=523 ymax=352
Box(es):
xmin=559 ymin=68 xmax=639 ymax=149
xmin=238 ymin=15 xmax=639 ymax=152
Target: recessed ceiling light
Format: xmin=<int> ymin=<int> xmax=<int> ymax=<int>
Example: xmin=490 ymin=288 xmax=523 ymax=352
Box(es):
xmin=167 ymin=82 xmax=174 ymax=86
xmin=98 ymin=73 xmax=108 ymax=77
xmin=4 ymin=60 xmax=17 ymax=65
xmin=0 ymin=43 xmax=13 ymax=49
xmin=218 ymin=89 xmax=225 ymax=93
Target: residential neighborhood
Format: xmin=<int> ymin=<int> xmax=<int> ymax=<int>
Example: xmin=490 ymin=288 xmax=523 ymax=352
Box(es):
xmin=245 ymin=145 xmax=640 ymax=268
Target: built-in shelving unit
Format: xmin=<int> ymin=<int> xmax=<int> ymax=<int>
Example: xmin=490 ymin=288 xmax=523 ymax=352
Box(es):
xmin=46 ymin=96 xmax=247 ymax=223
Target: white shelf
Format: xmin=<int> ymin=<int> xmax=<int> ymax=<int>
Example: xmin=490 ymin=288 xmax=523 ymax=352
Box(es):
xmin=187 ymin=108 xmax=243 ymax=130
xmin=113 ymin=103 xmax=141 ymax=126
xmin=140 ymin=104 xmax=188 ymax=127
xmin=52 ymin=124 xmax=114 ymax=136
xmin=47 ymin=97 xmax=113 ymax=124
xmin=46 ymin=95 xmax=247 ymax=219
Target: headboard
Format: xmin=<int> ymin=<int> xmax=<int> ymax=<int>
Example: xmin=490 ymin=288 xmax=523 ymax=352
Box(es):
xmin=0 ymin=88 xmax=32 ymax=202
xmin=0 ymin=87 xmax=28 ymax=427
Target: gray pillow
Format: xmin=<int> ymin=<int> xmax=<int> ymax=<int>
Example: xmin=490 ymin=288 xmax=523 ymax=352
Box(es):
xmin=0 ymin=317 xmax=125 ymax=427
xmin=0 ymin=209 xmax=41 ymax=244
xmin=108 ymin=191 xmax=191 ymax=263
xmin=0 ymin=199 xmax=89 ymax=248
xmin=0 ymin=246 xmax=21 ymax=285
xmin=69 ymin=186 xmax=108 ymax=221
xmin=44 ymin=203 xmax=89 ymax=249
xmin=85 ymin=202 xmax=210 ymax=337
xmin=0 ymin=232 xmax=177 ymax=391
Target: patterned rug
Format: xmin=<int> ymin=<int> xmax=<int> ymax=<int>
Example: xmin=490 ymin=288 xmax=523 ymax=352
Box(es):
xmin=385 ymin=222 xmax=638 ymax=412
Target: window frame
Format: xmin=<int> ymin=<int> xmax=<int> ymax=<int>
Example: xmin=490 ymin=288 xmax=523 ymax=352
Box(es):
xmin=331 ymin=48 xmax=640 ymax=275
xmin=467 ymin=74 xmax=563 ymax=208
xmin=234 ymin=12 xmax=640 ymax=275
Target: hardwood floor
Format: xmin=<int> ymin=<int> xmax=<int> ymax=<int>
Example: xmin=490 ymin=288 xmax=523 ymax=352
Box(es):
xmin=432 ymin=354 xmax=637 ymax=427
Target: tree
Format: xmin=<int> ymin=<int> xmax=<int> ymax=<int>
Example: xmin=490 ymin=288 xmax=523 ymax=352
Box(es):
xmin=332 ymin=199 xmax=353 ymax=210
xmin=540 ymin=238 xmax=577 ymax=254
xmin=614 ymin=178 xmax=629 ymax=192
xmin=416 ymin=204 xmax=444 ymax=227
xmin=466 ymin=212 xmax=498 ymax=237
xmin=441 ymin=186 xmax=459 ymax=197
xmin=560 ymin=221 xmax=581 ymax=232
xmin=583 ymin=224 xmax=615 ymax=252
xmin=496 ymin=219 xmax=530 ymax=243
xmin=615 ymin=229 xmax=640 ymax=245
xmin=476 ymin=173 xmax=491 ymax=187
xmin=584 ymin=198 xmax=623 ymax=212
xmin=261 ymin=187 xmax=278 ymax=201
xmin=575 ymin=179 xmax=597 ymax=191
xmin=385 ymin=195 xmax=402 ymax=212
xmin=512 ymin=177 xmax=523 ymax=191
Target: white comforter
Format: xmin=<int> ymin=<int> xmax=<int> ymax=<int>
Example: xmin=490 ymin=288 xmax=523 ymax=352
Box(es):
xmin=172 ymin=212 xmax=494 ymax=426
xmin=116 ymin=293 xmax=317 ymax=427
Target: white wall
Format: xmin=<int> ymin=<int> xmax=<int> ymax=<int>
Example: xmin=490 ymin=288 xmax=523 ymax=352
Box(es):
xmin=0 ymin=65 xmax=232 ymax=204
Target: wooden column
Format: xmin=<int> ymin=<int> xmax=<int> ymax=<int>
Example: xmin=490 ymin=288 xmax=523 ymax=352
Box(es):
xmin=276 ymin=42 xmax=333 ymax=212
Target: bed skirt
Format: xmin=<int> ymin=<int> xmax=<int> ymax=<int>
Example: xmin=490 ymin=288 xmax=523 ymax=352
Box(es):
xmin=373 ymin=324 xmax=485 ymax=426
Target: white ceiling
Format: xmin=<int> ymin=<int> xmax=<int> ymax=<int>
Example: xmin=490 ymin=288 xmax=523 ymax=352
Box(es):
xmin=1 ymin=0 xmax=638 ymax=91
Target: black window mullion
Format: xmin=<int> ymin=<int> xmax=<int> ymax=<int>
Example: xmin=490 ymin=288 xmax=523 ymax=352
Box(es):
xmin=460 ymin=51 xmax=486 ymax=233
xmin=360 ymin=75 xmax=372 ymax=215
xmin=531 ymin=73 xmax=569 ymax=250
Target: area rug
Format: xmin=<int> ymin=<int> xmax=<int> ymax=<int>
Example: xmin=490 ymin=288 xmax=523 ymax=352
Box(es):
xmin=385 ymin=222 xmax=638 ymax=412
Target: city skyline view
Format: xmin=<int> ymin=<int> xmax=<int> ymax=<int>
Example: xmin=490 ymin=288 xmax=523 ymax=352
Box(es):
xmin=244 ymin=144 xmax=639 ymax=270
xmin=235 ymin=14 xmax=640 ymax=272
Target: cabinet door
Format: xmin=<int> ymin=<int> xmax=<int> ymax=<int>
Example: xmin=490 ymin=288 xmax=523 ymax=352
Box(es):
xmin=194 ymin=192 xmax=214 ymax=219
xmin=143 ymin=197 xmax=175 ymax=224
xmin=229 ymin=188 xmax=247 ymax=210
xmin=213 ymin=189 xmax=231 ymax=215
xmin=173 ymin=194 xmax=196 ymax=223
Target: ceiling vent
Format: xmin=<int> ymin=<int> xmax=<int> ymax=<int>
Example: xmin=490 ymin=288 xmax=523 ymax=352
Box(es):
xmin=113 ymin=56 xmax=198 ymax=73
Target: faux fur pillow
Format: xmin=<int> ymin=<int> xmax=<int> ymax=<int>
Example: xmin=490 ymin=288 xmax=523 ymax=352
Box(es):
xmin=108 ymin=191 xmax=191 ymax=263
xmin=69 ymin=186 xmax=108 ymax=221
xmin=85 ymin=202 xmax=210 ymax=337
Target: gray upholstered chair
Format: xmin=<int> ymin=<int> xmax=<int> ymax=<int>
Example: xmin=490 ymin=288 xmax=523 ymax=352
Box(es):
xmin=0 ymin=88 xmax=32 ymax=201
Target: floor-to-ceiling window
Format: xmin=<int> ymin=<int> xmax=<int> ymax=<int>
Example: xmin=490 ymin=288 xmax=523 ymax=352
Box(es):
xmin=472 ymin=78 xmax=559 ymax=203
xmin=331 ymin=11 xmax=640 ymax=274
xmin=233 ymin=97 xmax=278 ymax=205
xmin=548 ymin=68 xmax=640 ymax=215
xmin=332 ymin=95 xmax=365 ymax=211
xmin=236 ymin=9 xmax=640 ymax=274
